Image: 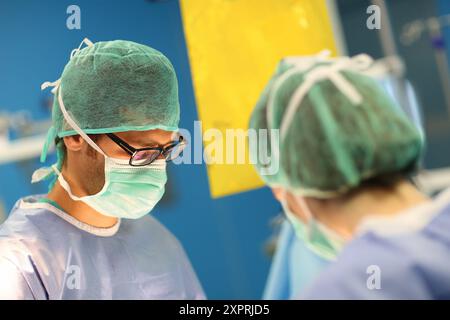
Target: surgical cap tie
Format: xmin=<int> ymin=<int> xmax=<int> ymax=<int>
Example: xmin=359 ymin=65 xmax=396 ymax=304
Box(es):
xmin=266 ymin=52 xmax=374 ymax=141
xmin=266 ymin=50 xmax=332 ymax=131
xmin=70 ymin=38 xmax=94 ymax=60
xmin=39 ymin=38 xmax=97 ymax=163
xmin=41 ymin=81 xmax=105 ymax=156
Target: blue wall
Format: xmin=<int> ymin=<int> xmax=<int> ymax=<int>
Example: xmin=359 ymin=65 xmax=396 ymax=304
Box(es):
xmin=0 ymin=0 xmax=281 ymax=299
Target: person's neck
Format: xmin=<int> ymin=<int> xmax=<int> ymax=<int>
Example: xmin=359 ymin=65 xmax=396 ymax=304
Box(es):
xmin=310 ymin=180 xmax=431 ymax=238
xmin=47 ymin=180 xmax=118 ymax=228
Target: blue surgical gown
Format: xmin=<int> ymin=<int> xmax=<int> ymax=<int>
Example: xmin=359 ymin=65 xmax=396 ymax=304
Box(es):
xmin=0 ymin=195 xmax=205 ymax=300
xmin=302 ymin=188 xmax=450 ymax=299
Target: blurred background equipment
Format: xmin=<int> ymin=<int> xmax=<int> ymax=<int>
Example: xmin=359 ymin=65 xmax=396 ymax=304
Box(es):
xmin=401 ymin=14 xmax=450 ymax=118
xmin=0 ymin=112 xmax=51 ymax=165
xmin=337 ymin=0 xmax=450 ymax=191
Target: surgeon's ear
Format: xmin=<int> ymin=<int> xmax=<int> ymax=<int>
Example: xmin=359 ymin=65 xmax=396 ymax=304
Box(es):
xmin=63 ymin=135 xmax=84 ymax=152
xmin=271 ymin=187 xmax=285 ymax=202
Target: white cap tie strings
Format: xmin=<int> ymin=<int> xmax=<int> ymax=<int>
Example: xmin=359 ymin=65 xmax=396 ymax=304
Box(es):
xmin=39 ymin=38 xmax=104 ymax=156
xmin=267 ymin=50 xmax=333 ymax=130
xmin=70 ymin=38 xmax=94 ymax=59
xmin=279 ymin=53 xmax=374 ymax=141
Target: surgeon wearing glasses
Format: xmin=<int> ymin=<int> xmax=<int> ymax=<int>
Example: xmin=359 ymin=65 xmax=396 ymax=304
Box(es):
xmin=0 ymin=39 xmax=205 ymax=300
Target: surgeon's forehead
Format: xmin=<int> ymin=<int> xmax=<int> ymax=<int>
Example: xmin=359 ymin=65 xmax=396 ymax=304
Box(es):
xmin=115 ymin=129 xmax=176 ymax=146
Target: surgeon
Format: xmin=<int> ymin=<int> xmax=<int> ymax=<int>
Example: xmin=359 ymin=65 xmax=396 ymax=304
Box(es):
xmin=0 ymin=39 xmax=205 ymax=299
xmin=250 ymin=52 xmax=450 ymax=299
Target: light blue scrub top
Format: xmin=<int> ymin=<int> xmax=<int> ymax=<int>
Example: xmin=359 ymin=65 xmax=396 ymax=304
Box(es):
xmin=263 ymin=220 xmax=329 ymax=299
xmin=0 ymin=195 xmax=205 ymax=300
xmin=302 ymin=188 xmax=450 ymax=299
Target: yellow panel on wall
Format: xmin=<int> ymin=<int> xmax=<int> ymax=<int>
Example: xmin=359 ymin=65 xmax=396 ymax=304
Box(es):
xmin=180 ymin=0 xmax=337 ymax=198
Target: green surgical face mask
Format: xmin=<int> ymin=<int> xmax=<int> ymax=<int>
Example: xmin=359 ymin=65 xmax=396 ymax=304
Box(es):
xmin=280 ymin=192 xmax=348 ymax=261
xmin=52 ymin=158 xmax=167 ymax=219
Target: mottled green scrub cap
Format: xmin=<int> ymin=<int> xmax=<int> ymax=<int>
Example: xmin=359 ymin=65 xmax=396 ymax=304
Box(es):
xmin=249 ymin=52 xmax=423 ymax=198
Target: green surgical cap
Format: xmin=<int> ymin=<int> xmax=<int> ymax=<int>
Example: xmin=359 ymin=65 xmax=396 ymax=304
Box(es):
xmin=249 ymin=53 xmax=424 ymax=198
xmin=40 ymin=38 xmax=180 ymax=163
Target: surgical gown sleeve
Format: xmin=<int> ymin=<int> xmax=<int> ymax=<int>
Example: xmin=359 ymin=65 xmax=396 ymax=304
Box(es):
xmin=301 ymin=232 xmax=445 ymax=299
xmin=0 ymin=257 xmax=34 ymax=300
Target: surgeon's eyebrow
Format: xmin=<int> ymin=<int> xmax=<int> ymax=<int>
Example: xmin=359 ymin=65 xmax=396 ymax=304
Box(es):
xmin=133 ymin=138 xmax=159 ymax=148
xmin=133 ymin=137 xmax=173 ymax=148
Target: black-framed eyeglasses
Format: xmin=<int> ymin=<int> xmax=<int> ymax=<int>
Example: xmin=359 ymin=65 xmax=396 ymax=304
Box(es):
xmin=106 ymin=133 xmax=187 ymax=166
